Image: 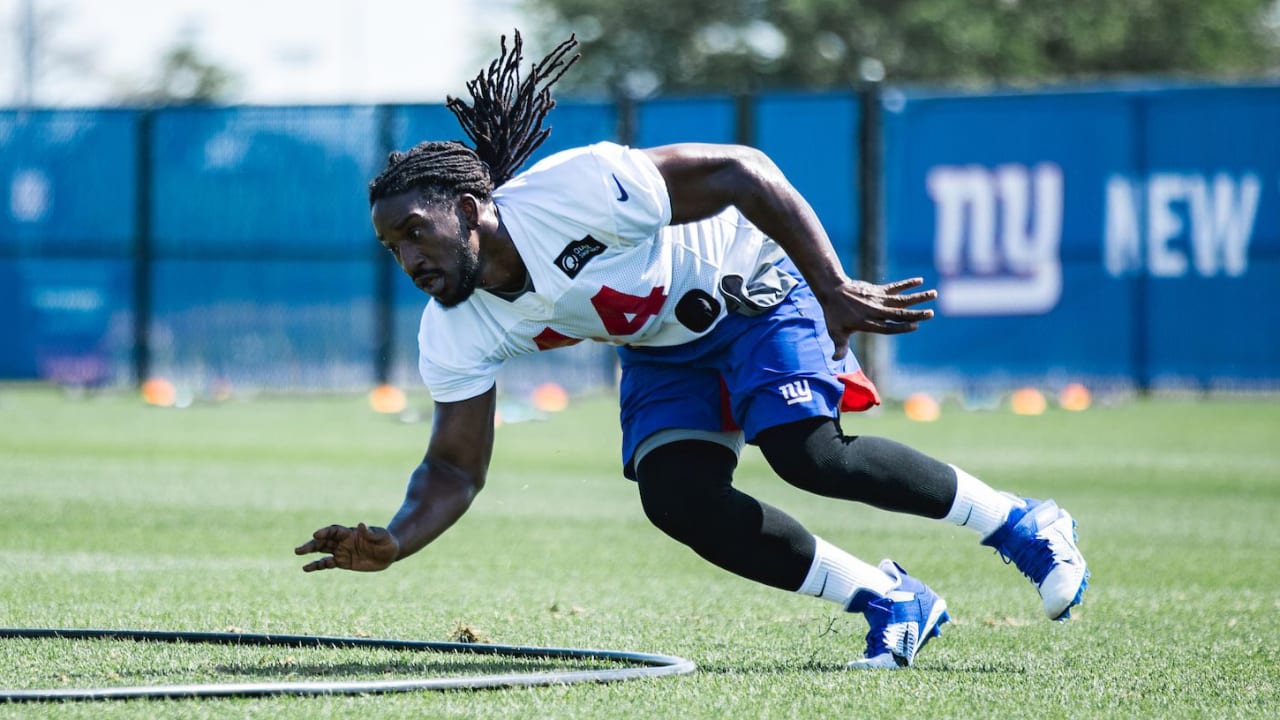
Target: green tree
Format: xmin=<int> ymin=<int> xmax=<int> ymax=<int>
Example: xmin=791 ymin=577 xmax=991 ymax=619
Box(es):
xmin=526 ymin=0 xmax=1280 ymax=95
xmin=131 ymin=41 xmax=239 ymax=105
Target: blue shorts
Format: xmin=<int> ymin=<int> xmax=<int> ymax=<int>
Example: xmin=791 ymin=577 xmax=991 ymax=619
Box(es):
xmin=617 ymin=266 xmax=880 ymax=478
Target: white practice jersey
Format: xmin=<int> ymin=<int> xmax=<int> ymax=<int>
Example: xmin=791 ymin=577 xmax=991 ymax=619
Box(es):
xmin=418 ymin=141 xmax=784 ymax=402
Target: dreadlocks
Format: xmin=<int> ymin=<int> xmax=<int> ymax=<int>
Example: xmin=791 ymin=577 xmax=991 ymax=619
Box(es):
xmin=368 ymin=31 xmax=580 ymax=206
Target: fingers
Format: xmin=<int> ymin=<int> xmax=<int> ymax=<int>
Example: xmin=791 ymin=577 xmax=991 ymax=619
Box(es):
xmin=881 ymin=277 xmax=926 ymax=293
xmin=298 ymin=525 xmax=347 ymax=572
xmin=878 ymin=306 xmax=934 ymax=321
xmin=854 ymin=303 xmax=933 ymax=325
xmin=831 ymin=335 xmax=849 ymax=361
xmin=861 ymin=320 xmax=922 ymax=335
xmin=880 ymin=290 xmax=938 ymax=308
xmin=295 ymin=524 xmax=351 ymax=556
xmin=879 ymin=279 xmax=938 ymax=314
xmin=302 ymin=556 xmax=337 ymax=573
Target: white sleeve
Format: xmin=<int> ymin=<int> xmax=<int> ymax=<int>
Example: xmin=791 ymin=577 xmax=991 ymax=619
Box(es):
xmin=417 ymin=305 xmax=501 ymax=402
xmin=586 ymin=142 xmax=673 ymax=245
xmin=496 ymin=142 xmax=672 ymax=251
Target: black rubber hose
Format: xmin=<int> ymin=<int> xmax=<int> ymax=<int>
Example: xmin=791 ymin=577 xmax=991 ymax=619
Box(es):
xmin=0 ymin=627 xmax=696 ymax=702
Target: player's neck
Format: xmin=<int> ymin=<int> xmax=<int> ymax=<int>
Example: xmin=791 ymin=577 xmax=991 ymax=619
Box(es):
xmin=477 ymin=216 xmax=529 ymax=296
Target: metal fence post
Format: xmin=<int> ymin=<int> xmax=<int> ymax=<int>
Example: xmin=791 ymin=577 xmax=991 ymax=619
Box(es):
xmin=372 ymin=105 xmax=395 ymax=386
xmin=856 ymin=82 xmax=885 ymax=381
xmin=1130 ymin=95 xmax=1151 ymax=396
xmin=132 ymin=109 xmax=154 ymax=387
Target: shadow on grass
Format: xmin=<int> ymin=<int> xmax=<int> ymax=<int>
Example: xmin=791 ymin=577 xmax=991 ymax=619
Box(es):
xmin=696 ymin=660 xmax=844 ymax=675
xmin=211 ymin=659 xmax=605 ymax=680
xmin=42 ymin=659 xmax=607 ymax=686
xmin=916 ymin=662 xmax=1028 ymax=674
xmin=696 ymin=659 xmax=1028 ymax=675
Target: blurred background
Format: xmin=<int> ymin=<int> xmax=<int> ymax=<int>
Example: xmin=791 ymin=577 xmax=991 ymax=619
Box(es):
xmin=1 ymin=0 xmax=1278 ymax=408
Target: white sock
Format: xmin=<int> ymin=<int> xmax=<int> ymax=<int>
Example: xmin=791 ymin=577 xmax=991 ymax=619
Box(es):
xmin=943 ymin=464 xmax=1025 ymax=538
xmin=796 ymin=536 xmax=895 ymax=607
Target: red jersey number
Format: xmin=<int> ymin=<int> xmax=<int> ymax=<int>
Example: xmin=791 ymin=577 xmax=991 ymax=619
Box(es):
xmin=590 ymin=285 xmax=667 ymax=336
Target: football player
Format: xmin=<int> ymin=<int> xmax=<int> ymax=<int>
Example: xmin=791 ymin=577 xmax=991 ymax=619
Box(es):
xmin=296 ymin=32 xmax=1087 ymax=669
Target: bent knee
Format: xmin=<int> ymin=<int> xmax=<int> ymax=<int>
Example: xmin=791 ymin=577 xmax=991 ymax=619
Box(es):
xmin=638 ymin=481 xmax=699 ymax=539
xmin=635 ymin=440 xmax=737 ymax=541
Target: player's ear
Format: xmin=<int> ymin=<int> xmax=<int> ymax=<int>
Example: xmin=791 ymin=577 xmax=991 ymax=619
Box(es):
xmin=457 ymin=194 xmax=481 ymax=230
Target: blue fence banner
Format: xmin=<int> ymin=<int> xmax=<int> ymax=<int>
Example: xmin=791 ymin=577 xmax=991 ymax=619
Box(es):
xmin=881 ymin=83 xmax=1279 ymax=391
xmin=636 ymin=96 xmax=737 ymax=146
xmin=148 ymin=259 xmax=376 ymax=388
xmin=755 ymin=92 xmax=861 ymax=272
xmin=150 ymin=106 xmax=381 ymax=257
xmin=0 ymin=259 xmax=132 ymax=382
xmin=0 ymin=110 xmax=138 ymax=256
xmin=882 ymin=89 xmax=1138 ymax=387
xmin=0 ymin=111 xmax=139 ymax=380
xmin=1131 ymin=86 xmax=1280 ymax=386
xmin=1 ymin=84 xmax=1276 ymax=391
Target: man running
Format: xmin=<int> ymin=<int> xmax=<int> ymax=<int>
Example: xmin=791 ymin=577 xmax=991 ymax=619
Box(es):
xmin=296 ymin=33 xmax=1087 ymax=669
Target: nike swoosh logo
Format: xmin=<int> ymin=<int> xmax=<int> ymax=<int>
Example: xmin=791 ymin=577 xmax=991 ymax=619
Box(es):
xmin=817 ymin=574 xmax=828 ymax=598
xmin=611 ymin=174 xmax=629 ymax=202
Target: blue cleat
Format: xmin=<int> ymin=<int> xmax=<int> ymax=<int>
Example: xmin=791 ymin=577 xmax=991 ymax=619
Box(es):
xmin=983 ymin=497 xmax=1090 ymax=621
xmin=845 ymin=560 xmax=950 ymax=670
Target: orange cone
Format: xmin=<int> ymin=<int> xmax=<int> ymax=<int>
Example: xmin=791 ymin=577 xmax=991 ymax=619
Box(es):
xmin=1058 ymin=383 xmax=1092 ymax=411
xmin=531 ymin=383 xmax=570 ymax=413
xmin=1010 ymin=388 xmax=1047 ymax=416
xmin=903 ymin=393 xmax=941 ymax=422
xmin=368 ymin=384 xmax=407 ymax=414
xmin=141 ymin=378 xmax=176 ymax=407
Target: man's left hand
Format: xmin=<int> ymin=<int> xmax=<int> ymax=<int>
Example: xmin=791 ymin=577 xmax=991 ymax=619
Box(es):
xmin=819 ymin=277 xmax=937 ymax=359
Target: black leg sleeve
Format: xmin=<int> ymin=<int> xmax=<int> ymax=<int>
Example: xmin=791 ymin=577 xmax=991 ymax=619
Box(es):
xmin=756 ymin=417 xmax=958 ymax=519
xmin=636 ymin=440 xmax=816 ymax=592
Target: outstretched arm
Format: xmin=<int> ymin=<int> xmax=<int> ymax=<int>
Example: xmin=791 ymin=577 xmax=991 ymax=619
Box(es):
xmin=294 ymin=386 xmax=496 ymax=572
xmin=642 ymin=143 xmax=937 ymax=359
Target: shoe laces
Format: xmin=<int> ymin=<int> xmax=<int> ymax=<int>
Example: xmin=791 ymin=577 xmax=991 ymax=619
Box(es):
xmin=998 ymin=531 xmax=1057 ymax=586
xmin=988 ymin=502 xmax=1068 ymax=586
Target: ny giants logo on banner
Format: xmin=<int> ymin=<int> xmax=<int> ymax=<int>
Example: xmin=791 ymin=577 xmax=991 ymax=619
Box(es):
xmin=926 ymin=163 xmax=1064 ymax=316
xmin=1103 ymin=173 xmax=1260 ymax=278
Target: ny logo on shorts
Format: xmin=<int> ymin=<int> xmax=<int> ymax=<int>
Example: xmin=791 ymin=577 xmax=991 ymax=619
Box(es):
xmin=779 ymin=379 xmax=813 ymax=406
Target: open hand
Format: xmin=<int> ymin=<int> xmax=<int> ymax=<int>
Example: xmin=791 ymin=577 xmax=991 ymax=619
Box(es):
xmin=294 ymin=523 xmax=399 ymax=573
xmin=820 ymin=277 xmax=938 ymax=359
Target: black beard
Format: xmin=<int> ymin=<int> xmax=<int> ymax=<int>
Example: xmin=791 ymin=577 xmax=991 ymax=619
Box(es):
xmin=437 ymin=225 xmax=480 ymax=308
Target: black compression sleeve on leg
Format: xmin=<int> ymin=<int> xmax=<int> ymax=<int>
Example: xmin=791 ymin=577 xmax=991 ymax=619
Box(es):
xmin=636 ymin=440 xmax=816 ymax=591
xmin=756 ymin=417 xmax=957 ymax=519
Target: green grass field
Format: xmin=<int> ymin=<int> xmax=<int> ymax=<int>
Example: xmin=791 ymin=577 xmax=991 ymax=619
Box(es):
xmin=1 ymin=386 xmax=1278 ymax=718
